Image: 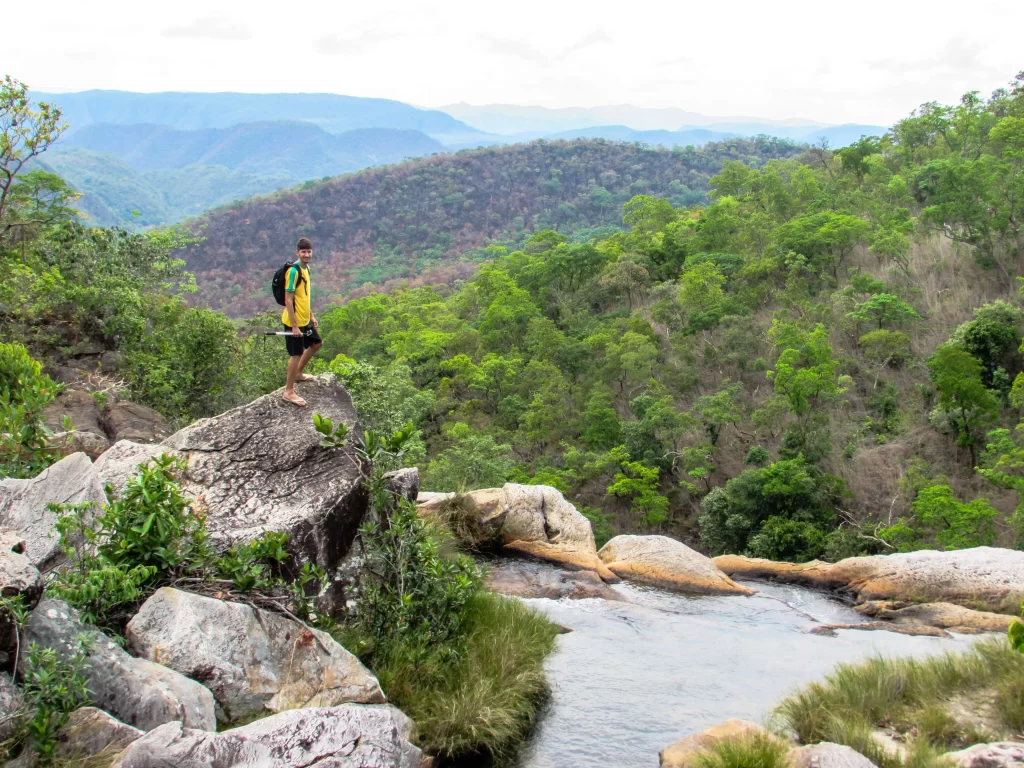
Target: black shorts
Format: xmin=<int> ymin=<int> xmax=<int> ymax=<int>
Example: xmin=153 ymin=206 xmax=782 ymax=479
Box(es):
xmin=283 ymin=324 xmax=322 ymax=356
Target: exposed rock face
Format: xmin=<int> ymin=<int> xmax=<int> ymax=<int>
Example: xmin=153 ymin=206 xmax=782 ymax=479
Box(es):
xmin=56 ymin=707 xmax=143 ymax=760
xmin=43 ymin=388 xmax=105 ymax=436
xmin=856 ymin=601 xmax=1020 ymax=634
xmin=125 ymin=588 xmax=384 ymax=723
xmin=0 ymin=452 xmax=107 ymax=569
xmin=160 ymin=374 xmax=368 ymax=566
xmin=660 ymin=719 xmax=773 ymax=768
xmin=0 ymin=531 xmax=43 ymax=657
xmin=809 ymin=622 xmax=951 ymax=638
xmin=485 ymin=560 xmax=628 ymax=600
xmin=21 ymin=599 xmax=216 ymax=732
xmin=51 ymin=429 xmax=111 ymax=460
xmin=383 ymin=467 xmax=420 ymax=502
xmin=945 ymin=742 xmax=1024 ymax=768
xmin=419 ymin=483 xmax=616 ymax=581
xmin=0 ymin=671 xmax=23 ymax=741
xmin=789 ymin=743 xmax=879 ymax=768
xmin=93 ymin=440 xmax=167 ymax=496
xmin=599 ymin=535 xmax=755 ymax=595
xmin=714 ymin=548 xmax=1024 ymax=614
xmin=102 ymin=400 xmax=170 ymax=444
xmin=111 ymin=704 xmax=422 ymax=768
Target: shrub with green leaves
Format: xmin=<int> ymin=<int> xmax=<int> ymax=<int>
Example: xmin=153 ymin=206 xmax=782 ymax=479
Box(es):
xmin=0 ymin=342 xmax=63 ymax=479
xmin=14 ymin=641 xmax=91 ymax=762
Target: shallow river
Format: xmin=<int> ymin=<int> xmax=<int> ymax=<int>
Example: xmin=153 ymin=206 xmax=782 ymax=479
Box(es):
xmin=515 ymin=570 xmax=977 ymax=768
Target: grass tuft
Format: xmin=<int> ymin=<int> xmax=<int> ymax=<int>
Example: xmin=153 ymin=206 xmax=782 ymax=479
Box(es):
xmin=425 ymin=494 xmax=500 ymax=551
xmin=695 ymin=733 xmax=791 ymax=768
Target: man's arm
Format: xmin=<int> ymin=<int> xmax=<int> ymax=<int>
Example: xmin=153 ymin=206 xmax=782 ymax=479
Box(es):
xmin=285 ymin=293 xmax=300 ymax=334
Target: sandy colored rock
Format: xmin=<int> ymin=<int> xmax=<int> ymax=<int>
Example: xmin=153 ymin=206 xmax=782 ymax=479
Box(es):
xmin=22 ymin=599 xmax=216 ymax=732
xmin=419 ymin=483 xmax=617 ymax=580
xmin=856 ymin=600 xmax=1020 ymax=633
xmin=789 ymin=742 xmax=879 ymax=768
xmin=485 ymin=560 xmax=628 ymax=600
xmin=944 ymin=742 xmax=1024 ymax=768
xmin=0 ymin=452 xmax=107 ymax=569
xmin=56 ymin=707 xmax=143 ymax=760
xmin=111 ymin=704 xmax=422 ymax=768
xmin=125 ymin=587 xmax=384 ymax=724
xmin=660 ymin=719 xmax=774 ymax=768
xmin=809 ymin=621 xmax=951 ymax=638
xmin=600 ymin=535 xmax=755 ymax=595
xmin=714 ymin=548 xmax=1024 ymax=614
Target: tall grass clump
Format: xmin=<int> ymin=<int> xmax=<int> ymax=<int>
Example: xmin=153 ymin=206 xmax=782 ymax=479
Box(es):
xmin=775 ymin=638 xmax=1024 ymax=764
xmin=695 ymin=733 xmax=791 ymax=768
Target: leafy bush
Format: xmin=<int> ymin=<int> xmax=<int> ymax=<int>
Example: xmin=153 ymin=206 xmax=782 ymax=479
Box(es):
xmin=0 ymin=342 xmax=63 ymax=479
xmin=13 ymin=641 xmax=91 ymax=762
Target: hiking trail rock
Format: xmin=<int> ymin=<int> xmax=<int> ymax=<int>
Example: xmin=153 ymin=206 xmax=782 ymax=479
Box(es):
xmin=125 ymin=587 xmax=384 ymax=724
xmin=55 ymin=707 xmax=143 ymax=760
xmin=599 ymin=535 xmax=755 ymax=595
xmin=0 ymin=452 xmax=106 ymax=569
xmin=660 ymin=719 xmax=775 ymax=768
xmin=485 ymin=560 xmax=628 ymax=600
xmin=21 ymin=599 xmax=216 ymax=732
xmin=418 ymin=483 xmax=617 ymax=580
xmin=110 ymin=704 xmax=422 ymax=768
xmin=714 ymin=547 xmax=1024 ymax=614
xmin=788 ymin=743 xmax=879 ymax=768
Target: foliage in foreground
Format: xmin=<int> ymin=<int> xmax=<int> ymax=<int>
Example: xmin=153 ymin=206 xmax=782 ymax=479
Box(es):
xmin=0 ymin=342 xmax=64 ymax=480
xmin=775 ymin=638 xmax=1024 ymax=767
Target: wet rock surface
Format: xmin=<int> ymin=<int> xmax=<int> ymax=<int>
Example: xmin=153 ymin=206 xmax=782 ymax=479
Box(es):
xmin=125 ymin=587 xmax=384 ymax=724
xmin=599 ymin=535 xmax=755 ymax=596
xmin=855 ymin=600 xmax=1019 ymax=633
xmin=21 ymin=599 xmax=217 ymax=732
xmin=110 ymin=704 xmax=422 ymax=768
xmin=485 ymin=560 xmax=628 ymax=600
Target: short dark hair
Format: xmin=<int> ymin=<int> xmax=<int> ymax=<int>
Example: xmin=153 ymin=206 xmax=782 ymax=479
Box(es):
xmin=296 ymin=237 xmax=313 ymax=251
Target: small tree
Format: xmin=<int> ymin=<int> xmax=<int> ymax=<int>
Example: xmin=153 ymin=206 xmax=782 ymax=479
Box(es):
xmin=928 ymin=343 xmax=999 ymax=465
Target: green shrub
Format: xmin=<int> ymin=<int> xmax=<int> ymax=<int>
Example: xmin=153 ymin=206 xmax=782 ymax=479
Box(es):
xmin=13 ymin=641 xmax=91 ymax=762
xmin=0 ymin=342 xmax=63 ymax=479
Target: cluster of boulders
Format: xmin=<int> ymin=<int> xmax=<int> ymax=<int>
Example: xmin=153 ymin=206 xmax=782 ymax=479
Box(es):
xmin=0 ymin=376 xmax=422 ymax=767
xmin=660 ymin=719 xmax=1024 ymax=768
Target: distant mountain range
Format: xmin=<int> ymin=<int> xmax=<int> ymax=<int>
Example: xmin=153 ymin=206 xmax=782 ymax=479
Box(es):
xmin=30 ymin=90 xmax=888 ymax=229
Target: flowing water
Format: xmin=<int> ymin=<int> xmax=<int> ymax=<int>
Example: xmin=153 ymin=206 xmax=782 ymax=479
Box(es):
xmin=515 ymin=568 xmax=976 ymax=768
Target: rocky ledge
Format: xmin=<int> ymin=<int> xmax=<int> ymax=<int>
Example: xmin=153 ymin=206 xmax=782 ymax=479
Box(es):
xmin=599 ymin=535 xmax=755 ymax=596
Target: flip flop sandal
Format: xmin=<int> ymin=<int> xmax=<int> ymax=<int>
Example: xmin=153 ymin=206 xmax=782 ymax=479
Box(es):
xmin=282 ymin=393 xmax=307 ymax=407
xmin=298 ymin=374 xmax=314 ymax=381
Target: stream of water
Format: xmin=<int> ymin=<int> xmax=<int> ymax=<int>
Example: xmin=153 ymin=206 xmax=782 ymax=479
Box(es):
xmin=515 ymin=571 xmax=977 ymax=768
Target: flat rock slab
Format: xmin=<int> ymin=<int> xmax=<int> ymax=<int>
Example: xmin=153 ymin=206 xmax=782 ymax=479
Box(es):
xmin=789 ymin=743 xmax=879 ymax=768
xmin=485 ymin=560 xmax=628 ymax=600
xmin=56 ymin=707 xmax=143 ymax=760
xmin=808 ymin=621 xmax=951 ymax=638
xmin=125 ymin=587 xmax=384 ymax=724
xmin=0 ymin=452 xmax=107 ymax=569
xmin=945 ymin=742 xmax=1024 ymax=768
xmin=600 ymin=535 xmax=755 ymax=596
xmin=161 ymin=374 xmax=368 ymax=567
xmin=660 ymin=719 xmax=773 ymax=768
xmin=111 ymin=704 xmax=422 ymax=768
xmin=715 ymin=548 xmax=1024 ymax=614
xmin=856 ymin=600 xmax=1020 ymax=634
xmin=420 ymin=484 xmax=617 ymax=581
xmin=22 ymin=599 xmax=216 ymax=732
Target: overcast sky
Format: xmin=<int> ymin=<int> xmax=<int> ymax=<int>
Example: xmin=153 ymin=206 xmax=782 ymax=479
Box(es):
xmin=9 ymin=0 xmax=1022 ymax=125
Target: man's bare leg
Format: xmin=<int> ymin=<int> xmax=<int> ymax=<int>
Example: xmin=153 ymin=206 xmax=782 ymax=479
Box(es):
xmin=296 ymin=344 xmax=322 ymax=381
xmin=284 ymin=354 xmax=304 ymax=400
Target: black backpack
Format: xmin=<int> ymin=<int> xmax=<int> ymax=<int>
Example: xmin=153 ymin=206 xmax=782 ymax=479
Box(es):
xmin=272 ymin=262 xmax=305 ymax=306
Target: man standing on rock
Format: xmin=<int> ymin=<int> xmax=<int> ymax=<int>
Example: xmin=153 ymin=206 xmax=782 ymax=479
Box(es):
xmin=282 ymin=237 xmax=322 ymax=407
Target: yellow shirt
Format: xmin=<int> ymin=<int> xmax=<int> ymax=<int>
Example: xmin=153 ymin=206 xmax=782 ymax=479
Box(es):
xmin=280 ymin=264 xmax=311 ymax=327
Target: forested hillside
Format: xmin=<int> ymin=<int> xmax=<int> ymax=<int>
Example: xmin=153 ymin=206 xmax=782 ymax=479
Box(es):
xmin=180 ymin=136 xmax=803 ymax=314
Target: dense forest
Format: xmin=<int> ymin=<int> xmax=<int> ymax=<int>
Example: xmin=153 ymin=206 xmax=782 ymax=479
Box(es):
xmin=179 ymin=137 xmax=803 ymax=314
xmin=4 ymin=70 xmax=1024 ymax=566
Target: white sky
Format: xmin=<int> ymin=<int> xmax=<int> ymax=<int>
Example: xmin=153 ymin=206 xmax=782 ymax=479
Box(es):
xmin=8 ymin=0 xmax=1023 ymax=125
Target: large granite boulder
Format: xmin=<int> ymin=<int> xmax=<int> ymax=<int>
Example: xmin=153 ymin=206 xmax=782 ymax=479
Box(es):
xmin=125 ymin=587 xmax=384 ymax=724
xmin=159 ymin=374 xmax=368 ymax=567
xmin=485 ymin=560 xmax=628 ymax=600
xmin=788 ymin=743 xmax=879 ymax=768
xmin=111 ymin=704 xmax=422 ymax=768
xmin=660 ymin=719 xmax=775 ymax=768
xmin=21 ymin=599 xmax=216 ymax=732
xmin=0 ymin=452 xmax=106 ymax=569
xmin=419 ymin=483 xmax=616 ymax=581
xmin=945 ymin=742 xmax=1024 ymax=768
xmin=102 ymin=400 xmax=170 ymax=444
xmin=714 ymin=547 xmax=1024 ymax=614
xmin=56 ymin=707 xmax=143 ymax=760
xmin=0 ymin=671 xmax=22 ymax=741
xmin=93 ymin=440 xmax=167 ymax=496
xmin=0 ymin=531 xmax=43 ymax=658
xmin=599 ymin=535 xmax=755 ymax=595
